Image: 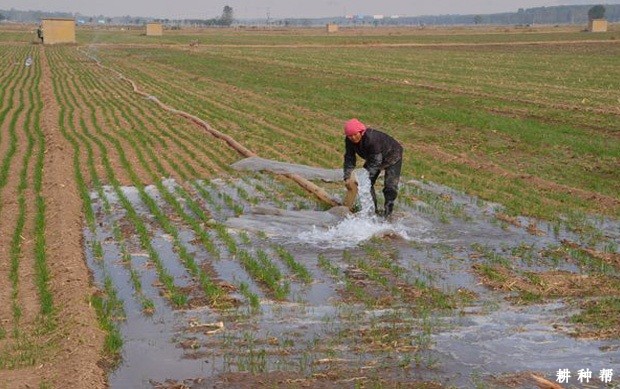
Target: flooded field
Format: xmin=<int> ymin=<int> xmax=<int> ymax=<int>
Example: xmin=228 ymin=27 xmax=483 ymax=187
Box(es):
xmin=85 ymin=163 xmax=620 ymax=388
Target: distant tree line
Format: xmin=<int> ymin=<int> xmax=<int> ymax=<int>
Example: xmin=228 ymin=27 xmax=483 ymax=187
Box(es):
xmin=0 ymin=4 xmax=618 ymax=26
xmin=0 ymin=5 xmax=234 ymax=26
xmin=0 ymin=9 xmax=72 ymax=22
xmin=166 ymin=6 xmax=234 ymax=27
xmin=280 ymin=4 xmax=620 ymax=27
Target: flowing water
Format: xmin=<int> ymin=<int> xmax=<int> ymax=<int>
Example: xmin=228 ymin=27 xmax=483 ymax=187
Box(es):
xmin=297 ymin=170 xmax=416 ymax=248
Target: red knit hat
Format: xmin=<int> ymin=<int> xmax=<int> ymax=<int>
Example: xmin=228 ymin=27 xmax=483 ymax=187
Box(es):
xmin=344 ymin=118 xmax=366 ymax=136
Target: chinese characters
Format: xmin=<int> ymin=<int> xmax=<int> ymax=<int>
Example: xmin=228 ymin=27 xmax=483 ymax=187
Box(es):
xmin=556 ymin=368 xmax=614 ymax=384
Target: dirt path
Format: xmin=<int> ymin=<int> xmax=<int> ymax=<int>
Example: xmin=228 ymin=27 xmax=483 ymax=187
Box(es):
xmin=33 ymin=45 xmax=104 ymax=389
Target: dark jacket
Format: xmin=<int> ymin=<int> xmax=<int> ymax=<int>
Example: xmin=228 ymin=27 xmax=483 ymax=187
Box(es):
xmin=343 ymin=128 xmax=403 ymax=181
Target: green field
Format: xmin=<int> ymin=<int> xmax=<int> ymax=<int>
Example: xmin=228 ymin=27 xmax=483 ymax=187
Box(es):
xmin=79 ymin=25 xmax=619 ymax=222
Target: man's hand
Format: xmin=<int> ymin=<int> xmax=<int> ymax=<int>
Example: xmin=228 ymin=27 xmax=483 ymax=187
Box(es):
xmin=344 ymin=177 xmax=357 ymax=190
xmin=343 ymin=177 xmax=358 ymax=211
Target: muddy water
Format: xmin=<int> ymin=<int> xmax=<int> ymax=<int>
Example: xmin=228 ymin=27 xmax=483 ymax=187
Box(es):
xmin=85 ymin=168 xmax=620 ymax=388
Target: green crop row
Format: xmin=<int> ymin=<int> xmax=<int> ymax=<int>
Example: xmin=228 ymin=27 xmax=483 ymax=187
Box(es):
xmin=31 ymin=57 xmax=53 ymax=320
xmin=4 ymin=49 xmax=29 ymax=329
xmin=238 ymin=249 xmax=290 ymax=300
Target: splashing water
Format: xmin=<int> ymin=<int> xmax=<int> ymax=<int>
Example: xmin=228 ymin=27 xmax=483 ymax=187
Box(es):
xmin=298 ymin=170 xmax=411 ymax=249
xmin=356 ymin=169 xmax=376 ymax=216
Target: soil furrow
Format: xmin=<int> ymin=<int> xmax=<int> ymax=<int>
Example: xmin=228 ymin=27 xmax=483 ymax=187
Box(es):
xmin=0 ymin=49 xmax=29 ymax=167
xmin=0 ymin=51 xmax=24 ymax=152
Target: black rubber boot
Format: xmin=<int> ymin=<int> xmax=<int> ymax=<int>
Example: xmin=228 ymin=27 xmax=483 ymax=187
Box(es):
xmin=384 ymin=201 xmax=394 ymax=219
xmin=370 ymin=186 xmax=379 ymax=215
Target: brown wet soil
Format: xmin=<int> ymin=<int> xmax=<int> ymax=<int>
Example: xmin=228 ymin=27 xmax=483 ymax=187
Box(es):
xmin=151 ymin=369 xmax=444 ymax=389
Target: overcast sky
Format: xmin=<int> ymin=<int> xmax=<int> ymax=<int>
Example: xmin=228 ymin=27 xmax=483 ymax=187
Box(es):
xmin=0 ymin=0 xmax=617 ymax=19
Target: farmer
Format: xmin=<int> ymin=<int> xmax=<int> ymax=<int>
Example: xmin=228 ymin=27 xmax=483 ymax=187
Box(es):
xmin=36 ymin=25 xmax=43 ymax=43
xmin=343 ymin=118 xmax=403 ymax=218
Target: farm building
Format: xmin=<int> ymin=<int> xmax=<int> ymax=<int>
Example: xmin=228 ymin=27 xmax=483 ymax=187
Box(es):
xmin=588 ymin=19 xmax=608 ymax=32
xmin=41 ymin=18 xmax=76 ymax=44
xmin=326 ymin=23 xmax=339 ymax=33
xmin=146 ymin=23 xmax=163 ymax=36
